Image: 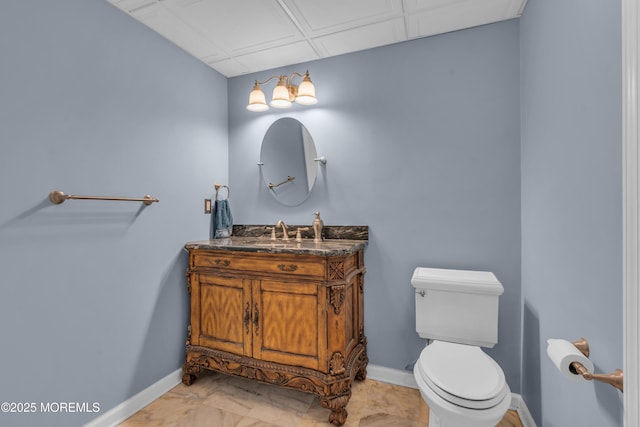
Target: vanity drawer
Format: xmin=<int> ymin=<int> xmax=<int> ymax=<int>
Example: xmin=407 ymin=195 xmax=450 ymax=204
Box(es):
xmin=191 ymin=250 xmax=326 ymax=279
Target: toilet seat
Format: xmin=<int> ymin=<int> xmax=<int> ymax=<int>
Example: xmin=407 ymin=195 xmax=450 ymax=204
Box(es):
xmin=416 ymin=341 xmax=508 ymax=410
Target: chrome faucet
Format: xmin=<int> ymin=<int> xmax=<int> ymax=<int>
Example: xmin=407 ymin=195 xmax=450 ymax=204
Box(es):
xmin=276 ymin=219 xmax=290 ymax=240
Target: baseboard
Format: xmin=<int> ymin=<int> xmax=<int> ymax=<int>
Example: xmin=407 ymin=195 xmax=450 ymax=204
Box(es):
xmin=367 ymin=363 xmax=420 ymax=388
xmin=510 ymin=393 xmax=537 ymax=427
xmin=82 ymin=368 xmax=182 ymax=427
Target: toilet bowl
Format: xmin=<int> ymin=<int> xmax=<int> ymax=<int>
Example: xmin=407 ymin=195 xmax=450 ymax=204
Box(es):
xmin=410 ymin=267 xmax=510 ymax=427
xmin=413 ymin=340 xmax=511 ymax=427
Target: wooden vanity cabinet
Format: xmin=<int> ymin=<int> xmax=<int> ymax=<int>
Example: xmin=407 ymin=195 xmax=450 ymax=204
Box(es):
xmin=182 ymin=245 xmax=367 ymax=426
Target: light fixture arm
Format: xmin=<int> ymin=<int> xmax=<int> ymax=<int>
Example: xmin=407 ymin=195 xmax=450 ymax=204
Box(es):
xmin=256 ymin=71 xmax=306 ymax=87
xmin=254 ymin=75 xmax=284 ymax=86
xmin=287 ymin=71 xmax=307 ymax=83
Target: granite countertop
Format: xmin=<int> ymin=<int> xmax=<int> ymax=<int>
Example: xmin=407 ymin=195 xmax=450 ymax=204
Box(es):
xmin=185 ymin=224 xmax=368 ymax=256
xmin=184 ymin=236 xmax=366 ymax=257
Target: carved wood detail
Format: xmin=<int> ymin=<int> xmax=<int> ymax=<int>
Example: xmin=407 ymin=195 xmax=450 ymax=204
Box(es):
xmin=277 ymin=263 xmax=298 ymax=272
xmin=328 ymin=260 xmax=345 ymax=280
xmin=181 ymin=362 xmax=201 ymax=386
xmin=185 ymin=271 xmax=192 ymax=295
xmin=330 ymin=352 xmax=346 ymax=375
xmin=185 ymin=325 xmax=192 ymax=346
xmin=330 ymin=286 xmax=345 ymax=314
xmin=321 ymin=394 xmax=351 ymax=426
xmin=359 ymin=327 xmax=367 ymax=346
xmin=183 ymin=344 xmax=365 ymax=397
xmin=355 ymin=337 xmax=368 ymax=381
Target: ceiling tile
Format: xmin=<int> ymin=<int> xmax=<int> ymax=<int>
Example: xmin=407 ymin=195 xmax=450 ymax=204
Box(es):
xmin=402 ymin=0 xmax=456 ymax=13
xmin=108 ymin=0 xmax=157 ymax=13
xmin=163 ymin=0 xmax=305 ymax=54
xmin=312 ymin=18 xmax=407 ymax=57
xmin=406 ymin=0 xmax=520 ymax=38
xmin=126 ymin=2 xmax=226 ymax=60
xmin=234 ymin=41 xmax=320 ymax=75
xmin=281 ymin=0 xmax=403 ymax=35
xmin=207 ymin=58 xmax=250 ymax=77
xmin=405 ymin=0 xmax=525 ymax=39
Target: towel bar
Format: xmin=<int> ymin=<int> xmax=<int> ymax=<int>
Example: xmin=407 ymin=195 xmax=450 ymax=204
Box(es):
xmin=268 ymin=176 xmax=295 ymax=189
xmin=49 ymin=190 xmax=159 ymax=206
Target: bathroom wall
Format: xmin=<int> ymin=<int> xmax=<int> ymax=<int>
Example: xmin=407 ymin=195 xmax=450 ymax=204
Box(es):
xmin=0 ymin=1 xmax=227 ymax=426
xmin=228 ymin=20 xmax=522 ymax=391
xmin=520 ymin=0 xmax=623 ymax=425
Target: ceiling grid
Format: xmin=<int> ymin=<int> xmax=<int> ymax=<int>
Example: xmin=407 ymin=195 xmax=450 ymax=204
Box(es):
xmin=107 ymin=0 xmax=526 ymax=77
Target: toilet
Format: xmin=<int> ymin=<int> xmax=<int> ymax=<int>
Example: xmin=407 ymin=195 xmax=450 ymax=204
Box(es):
xmin=411 ymin=267 xmax=511 ymax=427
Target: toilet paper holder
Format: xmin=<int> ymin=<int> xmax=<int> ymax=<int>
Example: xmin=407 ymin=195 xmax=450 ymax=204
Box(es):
xmin=569 ymin=338 xmax=624 ymax=392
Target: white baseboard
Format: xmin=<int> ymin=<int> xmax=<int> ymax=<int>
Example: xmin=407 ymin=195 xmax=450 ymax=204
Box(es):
xmin=367 ymin=363 xmax=419 ymax=388
xmin=509 ymin=393 xmax=537 ymax=427
xmin=83 ymin=369 xmax=182 ymax=427
xmin=83 ymin=364 xmax=537 ymax=427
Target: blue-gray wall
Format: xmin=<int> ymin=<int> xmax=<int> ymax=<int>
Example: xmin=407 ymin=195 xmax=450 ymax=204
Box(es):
xmin=520 ymin=0 xmax=623 ymax=425
xmin=0 ymin=1 xmax=227 ymax=426
xmin=228 ymin=20 xmax=522 ymax=392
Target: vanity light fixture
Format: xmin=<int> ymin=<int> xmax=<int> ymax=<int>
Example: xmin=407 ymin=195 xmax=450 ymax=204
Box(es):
xmin=246 ymin=70 xmax=317 ymax=112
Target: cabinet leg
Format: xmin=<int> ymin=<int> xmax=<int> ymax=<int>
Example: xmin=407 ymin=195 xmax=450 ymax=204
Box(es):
xmin=355 ymin=350 xmax=369 ymax=381
xmin=182 ymin=373 xmax=196 ymax=386
xmin=355 ymin=364 xmax=367 ymax=381
xmin=181 ymin=363 xmax=201 ymax=386
xmin=320 ymin=394 xmax=351 ymax=426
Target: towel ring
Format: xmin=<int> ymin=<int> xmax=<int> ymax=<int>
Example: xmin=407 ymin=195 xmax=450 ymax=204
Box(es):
xmin=214 ymin=184 xmax=230 ymax=200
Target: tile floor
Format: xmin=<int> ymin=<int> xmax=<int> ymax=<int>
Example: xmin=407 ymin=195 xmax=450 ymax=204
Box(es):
xmin=119 ymin=370 xmax=523 ymax=427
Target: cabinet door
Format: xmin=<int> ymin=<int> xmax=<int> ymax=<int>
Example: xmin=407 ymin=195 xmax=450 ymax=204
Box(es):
xmin=197 ymin=275 xmax=252 ymax=356
xmin=252 ymin=279 xmax=326 ymax=370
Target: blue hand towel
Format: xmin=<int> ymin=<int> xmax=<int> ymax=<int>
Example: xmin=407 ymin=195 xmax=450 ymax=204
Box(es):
xmin=212 ymin=199 xmax=233 ymax=238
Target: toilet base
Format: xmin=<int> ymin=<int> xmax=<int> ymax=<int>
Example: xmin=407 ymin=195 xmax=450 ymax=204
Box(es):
xmin=428 ymin=410 xmax=442 ymax=427
xmin=415 ymin=364 xmax=511 ymax=427
xmin=420 ymin=388 xmax=510 ymax=427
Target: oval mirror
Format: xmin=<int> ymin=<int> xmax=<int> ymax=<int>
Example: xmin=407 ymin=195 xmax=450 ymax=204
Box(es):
xmin=260 ymin=118 xmax=319 ymax=206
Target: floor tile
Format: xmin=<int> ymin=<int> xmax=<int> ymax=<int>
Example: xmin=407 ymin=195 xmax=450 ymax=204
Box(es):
xmin=118 ymin=371 xmax=522 ymax=427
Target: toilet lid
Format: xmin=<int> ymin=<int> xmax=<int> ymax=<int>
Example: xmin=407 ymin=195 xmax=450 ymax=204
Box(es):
xmin=417 ymin=341 xmax=507 ymax=410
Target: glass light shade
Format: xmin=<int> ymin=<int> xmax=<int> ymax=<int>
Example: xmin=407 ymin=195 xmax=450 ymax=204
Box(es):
xmin=295 ymin=78 xmax=317 ymax=105
xmin=270 ymin=80 xmax=292 ymax=108
xmin=247 ymin=83 xmax=268 ymax=112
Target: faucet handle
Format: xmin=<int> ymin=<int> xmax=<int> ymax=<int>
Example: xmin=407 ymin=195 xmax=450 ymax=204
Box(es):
xmin=269 ymin=227 xmax=276 ymax=240
xmin=295 ymin=227 xmax=310 ymax=242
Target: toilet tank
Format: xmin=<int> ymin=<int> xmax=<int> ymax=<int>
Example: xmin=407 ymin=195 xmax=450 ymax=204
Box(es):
xmin=411 ymin=267 xmax=504 ymax=348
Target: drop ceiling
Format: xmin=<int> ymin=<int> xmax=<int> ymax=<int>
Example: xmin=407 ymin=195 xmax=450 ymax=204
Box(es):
xmin=107 ymin=0 xmax=527 ymax=78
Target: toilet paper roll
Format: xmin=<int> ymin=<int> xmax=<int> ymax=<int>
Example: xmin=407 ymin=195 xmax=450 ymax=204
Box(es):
xmin=546 ymin=339 xmax=594 ymax=381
